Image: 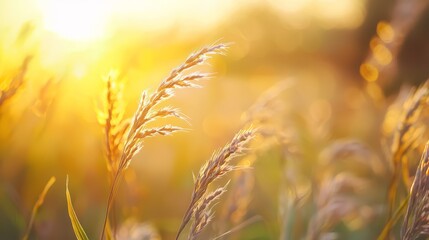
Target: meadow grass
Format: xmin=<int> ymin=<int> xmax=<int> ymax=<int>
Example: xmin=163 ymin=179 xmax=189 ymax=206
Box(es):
xmin=3 ymin=3 xmax=429 ymax=239
xmin=84 ymin=43 xmax=228 ymax=240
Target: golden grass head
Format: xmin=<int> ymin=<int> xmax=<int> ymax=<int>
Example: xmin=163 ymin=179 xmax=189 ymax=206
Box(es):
xmin=386 ymin=81 xmax=429 ymax=228
xmin=401 ymin=141 xmax=429 ymax=240
xmin=0 ymin=56 xmax=31 ymax=107
xmin=100 ymin=43 xmax=228 ymax=240
xmin=391 ymin=81 xmax=429 ymax=164
xmin=177 ymin=127 xmax=255 ymax=240
xmin=119 ymin=43 xmax=228 ymax=172
xmin=189 ymin=185 xmax=228 ymax=240
xmin=98 ymin=71 xmax=129 ymax=174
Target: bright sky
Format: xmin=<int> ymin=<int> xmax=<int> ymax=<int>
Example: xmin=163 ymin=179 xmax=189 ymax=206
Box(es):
xmin=38 ymin=0 xmax=112 ymax=41
xmin=35 ymin=0 xmax=246 ymax=41
xmin=0 ymin=0 xmax=364 ymax=42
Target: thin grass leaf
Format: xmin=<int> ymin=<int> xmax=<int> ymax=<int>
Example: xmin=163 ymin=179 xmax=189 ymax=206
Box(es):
xmin=377 ymin=196 xmax=409 ymax=240
xmin=22 ymin=176 xmax=56 ymax=240
xmin=211 ymin=216 xmax=262 ymax=240
xmin=105 ymin=219 xmax=114 ymax=240
xmin=66 ymin=176 xmax=90 ymax=240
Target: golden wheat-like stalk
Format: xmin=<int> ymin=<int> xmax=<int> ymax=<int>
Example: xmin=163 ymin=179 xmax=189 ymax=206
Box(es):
xmin=0 ymin=57 xmax=31 ymax=108
xmin=176 ymin=128 xmax=255 ymax=240
xmin=189 ymin=186 xmax=228 ymax=240
xmin=100 ymin=43 xmax=228 ymax=240
xmin=98 ymin=72 xmax=129 ymax=175
xmin=235 ymin=81 xmax=294 ymax=239
xmin=98 ymin=72 xmax=131 ymax=235
xmin=401 ymin=141 xmax=429 ymax=240
xmin=201 ymin=82 xmax=291 ymax=238
xmin=387 ymin=81 xmax=429 ymax=224
xmin=118 ymin=43 xmax=226 ymax=172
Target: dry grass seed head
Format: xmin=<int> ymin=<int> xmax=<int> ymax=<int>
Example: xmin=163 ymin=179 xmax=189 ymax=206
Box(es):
xmin=387 ymin=81 xmax=429 ymax=227
xmin=306 ymin=173 xmax=367 ymax=240
xmin=0 ymin=57 xmax=31 ymax=107
xmin=177 ymin=128 xmax=255 ymax=240
xmin=98 ymin=72 xmax=129 ymax=174
xmin=101 ymin=43 xmax=228 ymax=240
xmin=188 ymin=186 xmax=228 ymax=240
xmin=194 ymin=129 xmax=254 ymax=204
xmin=391 ymin=82 xmax=429 ymax=161
xmin=402 ymin=141 xmax=429 ymax=240
xmin=119 ymin=43 xmax=228 ymax=172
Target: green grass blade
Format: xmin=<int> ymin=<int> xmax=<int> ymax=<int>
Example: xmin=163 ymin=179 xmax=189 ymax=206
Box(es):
xmin=66 ymin=176 xmax=90 ymax=240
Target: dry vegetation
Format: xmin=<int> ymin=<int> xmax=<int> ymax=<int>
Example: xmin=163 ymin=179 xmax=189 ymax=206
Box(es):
xmin=2 ymin=1 xmax=429 ymax=240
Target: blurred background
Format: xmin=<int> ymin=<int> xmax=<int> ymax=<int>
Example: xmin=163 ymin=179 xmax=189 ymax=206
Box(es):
xmin=0 ymin=0 xmax=429 ymax=239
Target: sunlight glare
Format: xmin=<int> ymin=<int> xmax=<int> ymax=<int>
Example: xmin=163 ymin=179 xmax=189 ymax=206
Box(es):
xmin=38 ymin=0 xmax=112 ymax=41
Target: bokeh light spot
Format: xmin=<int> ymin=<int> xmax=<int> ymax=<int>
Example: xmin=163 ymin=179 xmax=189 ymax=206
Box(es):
xmin=360 ymin=63 xmax=379 ymax=82
xmin=377 ymin=21 xmax=395 ymax=43
xmin=373 ymin=44 xmax=392 ymax=65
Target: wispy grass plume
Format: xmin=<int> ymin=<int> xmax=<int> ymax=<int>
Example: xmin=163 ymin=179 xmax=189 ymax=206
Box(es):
xmin=176 ymin=128 xmax=255 ymax=240
xmin=98 ymin=71 xmax=129 ymax=175
xmin=100 ymin=43 xmax=228 ymax=240
xmin=387 ymin=81 xmax=429 ymax=230
xmin=401 ymin=141 xmax=429 ymax=240
xmin=0 ymin=57 xmax=31 ymax=108
xmin=306 ymin=173 xmax=366 ymax=240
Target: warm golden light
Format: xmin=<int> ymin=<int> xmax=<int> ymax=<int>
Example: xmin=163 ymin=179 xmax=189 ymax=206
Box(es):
xmin=38 ymin=0 xmax=112 ymax=41
xmin=360 ymin=63 xmax=379 ymax=82
xmin=373 ymin=44 xmax=392 ymax=65
xmin=377 ymin=21 xmax=395 ymax=43
xmin=2 ymin=0 xmax=426 ymax=239
xmin=267 ymin=0 xmax=364 ymax=29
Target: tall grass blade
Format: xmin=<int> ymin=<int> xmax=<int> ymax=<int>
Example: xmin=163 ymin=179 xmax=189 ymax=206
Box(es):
xmin=66 ymin=176 xmax=90 ymax=240
xmin=22 ymin=176 xmax=56 ymax=240
xmin=377 ymin=195 xmax=409 ymax=240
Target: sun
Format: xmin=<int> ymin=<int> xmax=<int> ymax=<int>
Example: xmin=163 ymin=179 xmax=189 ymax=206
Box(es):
xmin=38 ymin=0 xmax=112 ymax=41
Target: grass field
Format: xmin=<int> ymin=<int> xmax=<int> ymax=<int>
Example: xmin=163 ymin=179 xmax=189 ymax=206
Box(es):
xmin=1 ymin=0 xmax=429 ymax=239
